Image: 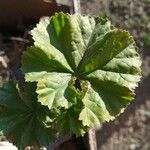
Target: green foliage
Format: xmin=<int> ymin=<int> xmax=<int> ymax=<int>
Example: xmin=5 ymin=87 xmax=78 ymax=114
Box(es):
xmin=0 ymin=81 xmax=55 ymax=149
xmin=0 ymin=12 xmax=141 ymax=149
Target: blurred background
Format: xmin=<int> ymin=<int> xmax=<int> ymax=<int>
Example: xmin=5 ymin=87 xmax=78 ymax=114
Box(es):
xmin=0 ymin=0 xmax=150 ymax=150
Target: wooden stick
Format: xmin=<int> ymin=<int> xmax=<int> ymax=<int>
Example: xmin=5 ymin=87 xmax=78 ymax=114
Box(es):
xmin=88 ymin=128 xmax=97 ymax=150
xmin=73 ymin=0 xmax=81 ymax=14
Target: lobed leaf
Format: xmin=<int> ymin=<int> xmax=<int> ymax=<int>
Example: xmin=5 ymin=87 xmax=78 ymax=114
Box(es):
xmin=0 ymin=81 xmax=55 ymax=149
xmin=21 ymin=13 xmax=142 ymax=137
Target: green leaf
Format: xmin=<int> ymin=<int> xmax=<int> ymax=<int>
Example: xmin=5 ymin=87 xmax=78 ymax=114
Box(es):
xmin=78 ymin=30 xmax=137 ymax=74
xmin=36 ymin=73 xmax=72 ymax=109
xmin=57 ymin=107 xmax=86 ymax=136
xmin=0 ymin=81 xmax=55 ymax=149
xmin=35 ymin=121 xmax=56 ymax=147
xmin=0 ymin=81 xmax=26 ymax=109
xmin=22 ymin=13 xmax=141 ymax=135
xmin=79 ymin=87 xmax=112 ymax=127
xmin=22 ymin=46 xmax=72 ymax=74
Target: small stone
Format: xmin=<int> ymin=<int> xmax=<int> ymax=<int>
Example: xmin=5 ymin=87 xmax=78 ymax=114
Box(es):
xmin=129 ymin=143 xmax=136 ymax=150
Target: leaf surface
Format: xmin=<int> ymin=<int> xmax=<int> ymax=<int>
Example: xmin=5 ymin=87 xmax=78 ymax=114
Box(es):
xmin=22 ymin=13 xmax=141 ymax=134
xmin=58 ymin=107 xmax=86 ymax=136
xmin=0 ymin=81 xmax=55 ymax=149
xmin=36 ymin=73 xmax=72 ymax=109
